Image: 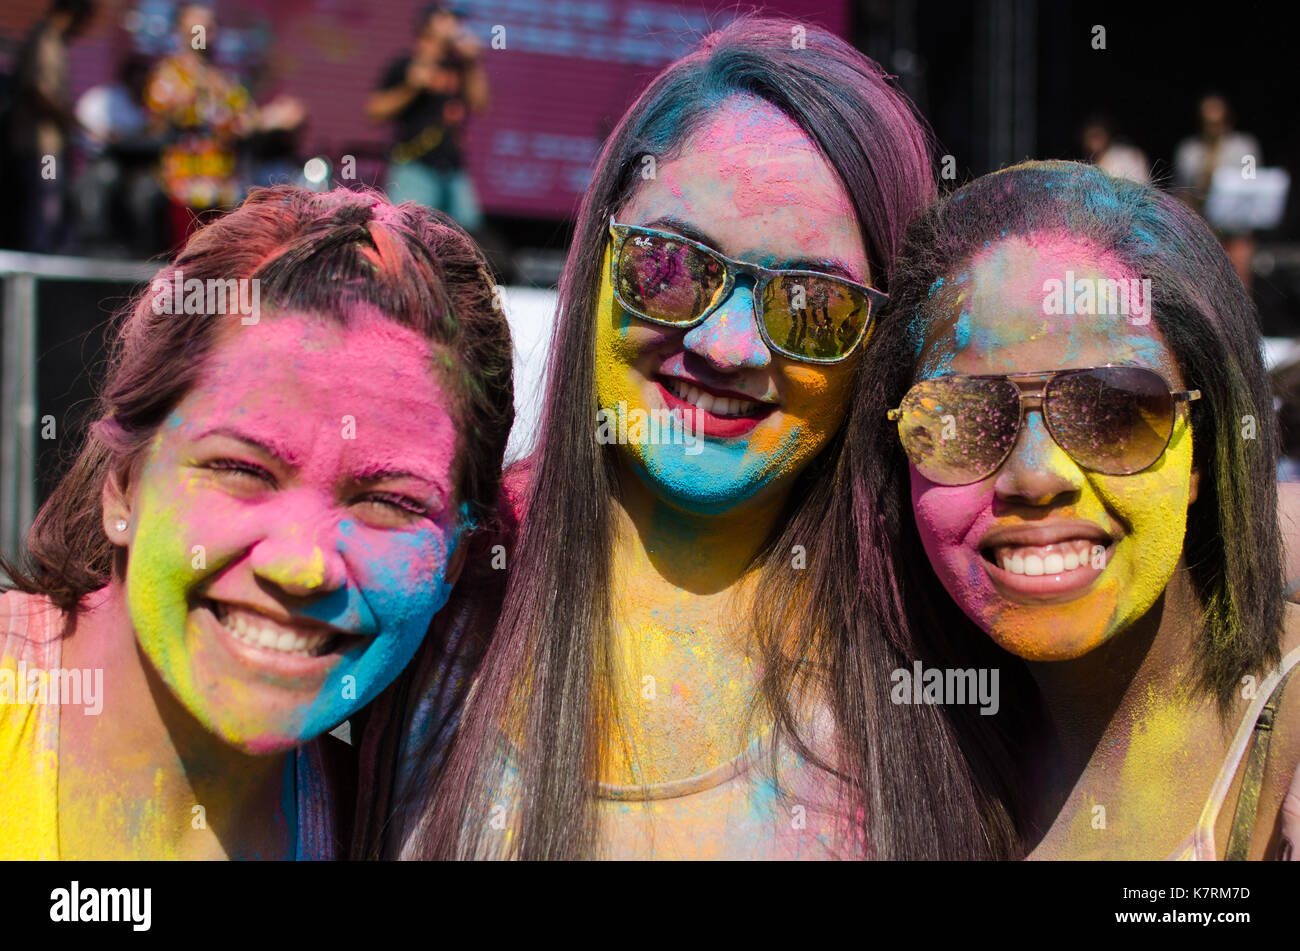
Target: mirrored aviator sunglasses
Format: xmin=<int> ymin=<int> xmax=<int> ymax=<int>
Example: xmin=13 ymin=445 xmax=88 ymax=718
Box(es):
xmin=886 ymin=365 xmax=1201 ymax=486
xmin=608 ymin=218 xmax=887 ymax=364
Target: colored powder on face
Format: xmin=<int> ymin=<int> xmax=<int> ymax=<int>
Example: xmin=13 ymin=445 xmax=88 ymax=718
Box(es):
xmin=124 ymin=309 xmax=467 ymax=752
xmin=954 ymin=307 xmax=973 ymax=350
xmin=908 ymin=235 xmax=1196 ymax=660
xmin=594 ymin=237 xmax=854 ymax=514
xmin=595 ymin=94 xmax=868 ymax=515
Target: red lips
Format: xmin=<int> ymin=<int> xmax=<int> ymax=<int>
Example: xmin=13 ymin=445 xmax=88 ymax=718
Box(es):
xmin=655 ymin=378 xmax=775 ymax=439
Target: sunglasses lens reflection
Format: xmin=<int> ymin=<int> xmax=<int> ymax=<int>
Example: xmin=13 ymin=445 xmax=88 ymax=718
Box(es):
xmin=897 ymin=377 xmax=1022 ymax=485
xmin=763 ymin=275 xmax=870 ymax=361
xmin=1046 ymin=367 xmax=1175 ymax=475
xmin=617 ymin=233 xmax=725 ymax=325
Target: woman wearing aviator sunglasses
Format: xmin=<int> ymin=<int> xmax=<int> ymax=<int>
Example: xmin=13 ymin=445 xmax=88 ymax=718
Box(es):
xmin=369 ymin=16 xmax=1027 ymax=860
xmin=809 ymin=160 xmax=1300 ymax=859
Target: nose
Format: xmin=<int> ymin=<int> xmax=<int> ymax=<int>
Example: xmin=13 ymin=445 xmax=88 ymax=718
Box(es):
xmin=248 ymin=512 xmax=348 ymax=598
xmin=993 ymin=411 xmax=1084 ymax=507
xmin=682 ymin=281 xmax=771 ymax=370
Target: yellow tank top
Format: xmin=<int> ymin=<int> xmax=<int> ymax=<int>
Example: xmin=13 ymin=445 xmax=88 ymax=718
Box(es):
xmin=0 ymin=589 xmax=65 ymax=859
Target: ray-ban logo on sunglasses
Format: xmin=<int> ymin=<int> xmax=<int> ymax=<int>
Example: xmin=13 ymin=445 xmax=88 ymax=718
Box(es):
xmin=1041 ymin=271 xmax=1151 ymax=325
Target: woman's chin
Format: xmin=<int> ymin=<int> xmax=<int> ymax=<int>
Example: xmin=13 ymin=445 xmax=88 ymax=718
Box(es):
xmin=189 ymin=703 xmax=312 ymax=755
xmin=975 ymin=604 xmax=1115 ymax=661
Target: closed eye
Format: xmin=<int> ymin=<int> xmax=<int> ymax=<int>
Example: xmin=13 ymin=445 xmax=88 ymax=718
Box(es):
xmin=351 ymin=491 xmax=436 ymax=528
xmin=205 ymin=458 xmax=276 ymax=488
xmin=363 ymin=492 xmax=431 ymax=516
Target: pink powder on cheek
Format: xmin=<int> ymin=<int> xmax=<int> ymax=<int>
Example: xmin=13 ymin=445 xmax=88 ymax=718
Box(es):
xmin=909 ymin=466 xmax=1003 ymax=630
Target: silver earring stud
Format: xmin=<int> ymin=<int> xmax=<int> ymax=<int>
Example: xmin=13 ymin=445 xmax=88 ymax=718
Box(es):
xmin=114 ymin=519 xmax=128 ymax=533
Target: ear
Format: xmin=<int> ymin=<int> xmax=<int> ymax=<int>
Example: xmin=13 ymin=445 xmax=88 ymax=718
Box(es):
xmin=1188 ymin=463 xmax=1200 ymax=505
xmin=101 ymin=467 xmax=133 ymax=546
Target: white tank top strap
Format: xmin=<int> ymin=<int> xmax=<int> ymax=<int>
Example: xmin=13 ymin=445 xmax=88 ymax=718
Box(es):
xmin=1184 ymin=644 xmax=1300 ymax=859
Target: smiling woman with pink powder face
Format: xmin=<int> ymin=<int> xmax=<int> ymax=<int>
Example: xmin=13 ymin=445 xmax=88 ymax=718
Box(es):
xmin=0 ymin=186 xmax=513 ymax=859
xmin=823 ymin=161 xmax=1300 ymax=859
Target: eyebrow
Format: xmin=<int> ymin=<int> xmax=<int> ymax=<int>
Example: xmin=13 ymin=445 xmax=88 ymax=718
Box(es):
xmin=198 ymin=428 xmax=453 ymax=494
xmin=640 ymin=215 xmax=863 ymax=282
xmin=197 ymin=426 xmax=302 ymax=467
xmin=350 ymin=463 xmax=450 ymax=493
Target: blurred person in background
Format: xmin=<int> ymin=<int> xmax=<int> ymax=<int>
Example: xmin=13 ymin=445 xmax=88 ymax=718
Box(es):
xmin=367 ymin=3 xmax=488 ymax=233
xmin=73 ymin=53 xmax=167 ymax=257
xmin=4 ymin=0 xmax=96 ymax=253
xmin=146 ymin=2 xmax=305 ymax=248
xmin=1175 ymin=93 xmax=1261 ymax=291
xmin=1081 ymin=114 xmax=1149 ymax=185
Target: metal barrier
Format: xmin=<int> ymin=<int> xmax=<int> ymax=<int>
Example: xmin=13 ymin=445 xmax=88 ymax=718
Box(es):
xmin=0 ymin=253 xmax=556 ymax=566
xmin=0 ymin=251 xmax=156 ymax=560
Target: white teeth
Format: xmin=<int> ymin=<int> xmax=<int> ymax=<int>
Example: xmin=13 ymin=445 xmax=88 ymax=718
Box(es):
xmin=666 ymin=378 xmax=762 ymax=418
xmin=213 ymin=603 xmax=336 ymax=657
xmin=994 ymin=540 xmax=1101 ymax=576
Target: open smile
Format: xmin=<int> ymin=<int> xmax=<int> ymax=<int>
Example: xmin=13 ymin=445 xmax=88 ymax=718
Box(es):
xmin=198 ymin=598 xmax=364 ymax=681
xmin=977 ymin=522 xmax=1117 ymax=601
xmin=655 ymin=375 xmax=777 ymax=438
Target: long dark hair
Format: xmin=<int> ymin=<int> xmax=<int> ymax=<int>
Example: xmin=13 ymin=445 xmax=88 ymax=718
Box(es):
xmin=393 ymin=16 xmax=1019 ymax=860
xmin=846 ymin=160 xmax=1281 ymax=768
xmin=3 ymin=186 xmax=514 ymax=615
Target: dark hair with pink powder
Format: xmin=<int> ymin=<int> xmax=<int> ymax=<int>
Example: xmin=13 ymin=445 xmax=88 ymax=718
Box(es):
xmin=390 ymin=16 xmax=1026 ymax=860
xmin=3 ymin=185 xmax=514 ymax=614
xmin=864 ymin=160 xmax=1281 ymax=704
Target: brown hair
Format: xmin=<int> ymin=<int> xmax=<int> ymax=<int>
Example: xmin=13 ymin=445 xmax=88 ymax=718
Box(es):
xmin=3 ymin=185 xmax=514 ymax=613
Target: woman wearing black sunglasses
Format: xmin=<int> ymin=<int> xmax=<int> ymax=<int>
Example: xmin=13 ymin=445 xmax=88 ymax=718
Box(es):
xmin=363 ymin=16 xmax=1027 ymax=860
xmin=802 ymin=159 xmax=1300 ymax=858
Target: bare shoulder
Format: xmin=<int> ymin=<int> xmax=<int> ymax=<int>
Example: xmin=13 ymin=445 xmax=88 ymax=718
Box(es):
xmin=1251 ymin=602 xmax=1300 ymax=857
